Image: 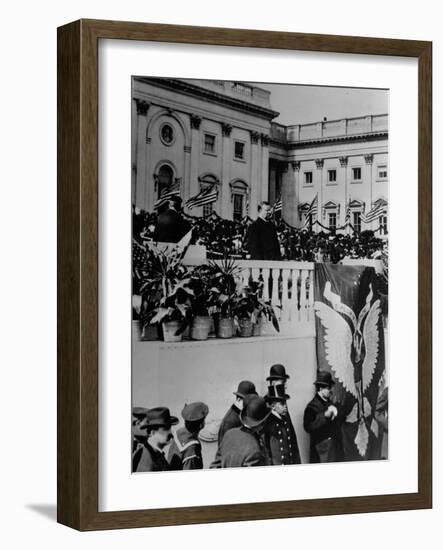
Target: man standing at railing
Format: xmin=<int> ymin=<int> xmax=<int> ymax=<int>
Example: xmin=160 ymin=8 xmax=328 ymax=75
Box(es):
xmin=246 ymin=201 xmax=282 ymax=260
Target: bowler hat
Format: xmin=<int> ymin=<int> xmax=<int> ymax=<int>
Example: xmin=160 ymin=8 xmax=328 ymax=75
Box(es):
xmin=182 ymin=402 xmax=209 ymax=422
xmin=266 ymin=364 xmax=290 ymax=382
xmin=314 ymin=371 xmax=335 ymax=388
xmin=132 ymin=406 xmax=149 ymax=419
xmin=240 ymin=396 xmax=271 ymax=428
xmin=146 ymin=407 xmax=179 ymax=428
xmin=234 ymin=380 xmax=257 ymax=399
xmin=265 ymin=384 xmax=290 ymax=402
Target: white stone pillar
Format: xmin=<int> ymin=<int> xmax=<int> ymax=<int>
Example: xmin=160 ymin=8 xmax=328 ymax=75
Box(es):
xmin=339 ymin=156 xmax=348 ymax=232
xmin=249 ymin=131 xmax=261 ymax=217
xmin=315 ymin=158 xmax=324 ymax=233
xmin=282 ymin=161 xmax=298 ymax=226
xmin=187 ymin=114 xmax=201 ymax=214
xmin=260 ymin=133 xmax=270 ymax=202
xmin=221 ymin=123 xmax=233 ymax=219
xmin=134 ymin=99 xmax=150 ymax=210
xmin=364 ymin=153 xmax=374 ymax=231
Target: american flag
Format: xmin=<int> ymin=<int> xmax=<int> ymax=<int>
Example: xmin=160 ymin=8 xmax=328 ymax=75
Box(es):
xmin=154 ymin=178 xmax=181 ymax=210
xmin=362 ymin=198 xmax=388 ymax=223
xmin=302 ymin=194 xmax=318 ymax=227
xmin=272 ymin=196 xmax=282 ymax=213
xmin=186 ymin=185 xmax=218 ymax=210
xmin=345 ymin=201 xmax=351 ymax=223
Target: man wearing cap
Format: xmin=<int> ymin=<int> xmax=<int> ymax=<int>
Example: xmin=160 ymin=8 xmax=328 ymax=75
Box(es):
xmin=263 ymin=385 xmax=301 ymax=466
xmin=211 ymin=395 xmax=271 ymax=468
xmin=168 ymin=402 xmax=209 ymax=470
xmin=266 ymin=364 xmax=290 ymax=389
xmin=303 ymin=371 xmax=342 ymax=463
xmin=133 ymin=407 xmax=179 ymax=472
xmin=217 ymin=380 xmax=258 ymax=447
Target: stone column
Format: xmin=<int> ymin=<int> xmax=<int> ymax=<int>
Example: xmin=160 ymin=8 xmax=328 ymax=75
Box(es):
xmin=134 ymin=99 xmax=150 ymax=210
xmin=364 ymin=153 xmax=374 ymax=230
xmin=249 ymin=131 xmax=261 ymax=217
xmin=339 ymin=156 xmax=348 ymax=231
xmin=315 ymin=158 xmax=324 ymax=232
xmin=188 ymin=114 xmax=201 ymax=213
xmin=221 ymin=123 xmax=233 ymax=218
xmin=287 ymin=161 xmax=300 ymax=227
xmin=260 ymin=133 xmax=270 ymax=203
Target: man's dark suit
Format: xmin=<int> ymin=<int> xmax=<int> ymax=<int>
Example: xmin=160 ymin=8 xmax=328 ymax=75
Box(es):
xmin=263 ymin=411 xmax=301 ymax=465
xmin=303 ymin=394 xmax=342 ymax=463
xmin=153 ymin=208 xmax=191 ymax=243
xmin=246 ymin=217 xmax=281 ymax=260
xmin=211 ymin=426 xmax=266 ymax=468
xmin=217 ymin=404 xmax=241 ymax=446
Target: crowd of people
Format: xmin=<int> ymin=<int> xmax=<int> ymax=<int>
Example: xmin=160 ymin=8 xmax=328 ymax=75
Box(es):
xmin=132 ymin=199 xmax=386 ymax=263
xmin=132 ymin=363 xmax=389 ymax=472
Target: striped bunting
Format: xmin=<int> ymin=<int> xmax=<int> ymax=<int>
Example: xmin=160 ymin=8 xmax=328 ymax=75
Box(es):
xmin=154 ymin=179 xmax=181 ymax=209
xmin=302 ymin=194 xmax=318 ymax=227
xmin=363 ymin=199 xmax=388 ymax=223
xmin=186 ymin=185 xmax=218 ymax=210
xmin=272 ymin=196 xmax=282 ymax=213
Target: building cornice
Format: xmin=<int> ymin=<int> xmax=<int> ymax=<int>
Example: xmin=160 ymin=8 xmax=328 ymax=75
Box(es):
xmin=270 ymin=131 xmax=388 ymax=151
xmin=135 ymin=77 xmax=280 ymax=121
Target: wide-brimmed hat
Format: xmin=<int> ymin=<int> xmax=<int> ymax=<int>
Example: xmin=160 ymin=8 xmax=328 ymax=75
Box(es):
xmin=146 ymin=407 xmax=179 ymax=428
xmin=314 ymin=371 xmax=335 ymax=388
xmin=132 ymin=406 xmax=149 ymax=419
xmin=234 ymin=380 xmax=257 ymax=399
xmin=181 ymin=402 xmax=209 ymax=422
xmin=266 ymin=364 xmax=290 ymax=382
xmin=240 ymin=396 xmax=271 ymax=428
xmin=265 ymin=384 xmax=290 ymax=402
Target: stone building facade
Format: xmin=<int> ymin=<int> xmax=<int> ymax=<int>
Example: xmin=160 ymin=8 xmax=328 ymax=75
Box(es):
xmin=132 ymin=77 xmax=388 ymax=234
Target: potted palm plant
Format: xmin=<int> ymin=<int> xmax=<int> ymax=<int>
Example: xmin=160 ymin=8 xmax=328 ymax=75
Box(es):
xmin=208 ymin=257 xmax=241 ymax=339
xmin=139 ymin=245 xmax=193 ymax=342
xmin=235 ymin=281 xmax=280 ymax=337
xmin=189 ymin=265 xmax=213 ymax=340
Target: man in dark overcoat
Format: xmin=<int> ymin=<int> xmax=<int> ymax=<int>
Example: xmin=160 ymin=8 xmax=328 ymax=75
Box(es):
xmin=133 ymin=407 xmax=179 ymax=472
xmin=168 ymin=402 xmax=209 ymax=470
xmin=303 ymin=371 xmax=342 ymax=463
xmin=246 ymin=201 xmax=281 ymax=260
xmin=217 ymin=380 xmax=257 ymax=446
xmin=211 ymin=395 xmax=271 ymax=468
xmin=153 ymin=196 xmax=191 ymax=243
xmin=263 ymin=384 xmax=301 ymax=465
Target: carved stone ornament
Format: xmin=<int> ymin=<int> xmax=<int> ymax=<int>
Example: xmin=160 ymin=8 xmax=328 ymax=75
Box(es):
xmin=339 ymin=156 xmax=348 ymax=167
xmin=250 ymin=131 xmax=260 ymax=144
xmin=291 ymin=161 xmax=301 ymax=171
xmin=222 ymin=123 xmax=233 ymax=137
xmin=315 ymin=158 xmax=324 ymax=169
xmin=190 ymin=114 xmax=202 ymax=130
xmin=135 ymin=99 xmax=150 ymax=116
xmin=260 ymin=133 xmax=269 ymax=146
xmin=364 ymin=153 xmax=374 ymax=164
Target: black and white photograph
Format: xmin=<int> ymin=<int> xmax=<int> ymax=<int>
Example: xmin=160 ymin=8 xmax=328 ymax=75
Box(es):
xmin=131 ymin=77 xmax=389 ymax=473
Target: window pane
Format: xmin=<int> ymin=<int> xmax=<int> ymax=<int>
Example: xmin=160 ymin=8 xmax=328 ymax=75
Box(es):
xmin=352 ymin=167 xmax=361 ymax=180
xmin=353 ymin=211 xmax=361 ymax=233
xmin=328 ymin=213 xmax=336 ymax=230
xmin=305 ymin=171 xmax=313 ymax=184
xmin=328 ymin=170 xmax=336 ymax=182
xmin=204 ymin=134 xmax=215 ymax=153
xmin=235 ymin=141 xmax=244 ymax=159
xmin=233 ymin=193 xmax=243 ymax=221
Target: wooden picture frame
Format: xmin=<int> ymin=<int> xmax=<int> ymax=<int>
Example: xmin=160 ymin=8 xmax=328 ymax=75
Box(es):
xmin=57 ymin=19 xmax=432 ymax=530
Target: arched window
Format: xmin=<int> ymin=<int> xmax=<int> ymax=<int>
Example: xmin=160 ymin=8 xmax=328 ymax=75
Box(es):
xmin=156 ymin=164 xmax=174 ymax=198
xmin=230 ymin=180 xmax=248 ymax=222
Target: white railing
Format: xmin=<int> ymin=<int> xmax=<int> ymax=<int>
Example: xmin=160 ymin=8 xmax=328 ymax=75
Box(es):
xmin=184 ymin=258 xmax=315 ymax=330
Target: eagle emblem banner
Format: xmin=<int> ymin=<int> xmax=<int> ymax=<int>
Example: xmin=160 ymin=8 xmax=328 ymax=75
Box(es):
xmin=314 ymin=264 xmax=386 ymax=461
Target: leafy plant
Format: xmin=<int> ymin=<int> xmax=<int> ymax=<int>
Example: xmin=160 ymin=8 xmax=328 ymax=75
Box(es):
xmin=207 ymin=257 xmax=241 ymax=318
xmin=137 ymin=243 xmax=193 ymax=333
xmin=234 ymin=280 xmax=280 ymax=332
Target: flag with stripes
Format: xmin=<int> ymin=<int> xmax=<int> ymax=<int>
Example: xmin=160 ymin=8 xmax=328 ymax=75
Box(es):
xmin=303 ymin=194 xmax=318 ymax=227
xmin=186 ymin=185 xmax=218 ymax=210
xmin=345 ymin=202 xmax=351 ymax=223
xmin=154 ymin=179 xmax=181 ymax=210
xmin=272 ymin=196 xmax=282 ymax=213
xmin=362 ymin=199 xmax=387 ymax=223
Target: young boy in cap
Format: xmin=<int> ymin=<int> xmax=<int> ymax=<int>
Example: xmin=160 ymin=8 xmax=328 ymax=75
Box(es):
xmin=133 ymin=407 xmax=179 ymax=472
xmin=211 ymin=395 xmax=270 ymax=468
xmin=168 ymin=402 xmax=209 ymax=470
xmin=263 ymin=385 xmax=301 ymax=465
xmin=303 ymin=371 xmax=342 ymax=463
